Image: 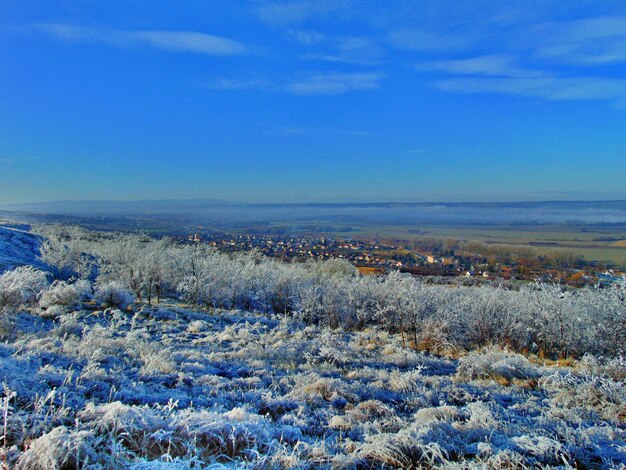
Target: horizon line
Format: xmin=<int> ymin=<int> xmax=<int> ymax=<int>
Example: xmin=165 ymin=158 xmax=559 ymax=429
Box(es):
xmin=2 ymin=197 xmax=626 ymax=208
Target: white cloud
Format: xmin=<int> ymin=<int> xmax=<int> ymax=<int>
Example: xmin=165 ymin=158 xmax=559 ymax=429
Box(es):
xmin=39 ymin=24 xmax=246 ymax=56
xmin=532 ymin=17 xmax=626 ymax=66
xmin=419 ymin=54 xmax=546 ymax=78
xmin=259 ymin=0 xmax=352 ymax=26
xmin=436 ymin=76 xmax=626 ymax=103
xmin=206 ymin=72 xmax=384 ymax=96
xmin=286 ymin=71 xmax=384 ymax=95
xmin=388 ymin=29 xmax=471 ymax=52
xmin=206 ymin=79 xmax=274 ymax=91
xmin=302 ymin=36 xmax=385 ymax=65
xmin=287 ymin=29 xmax=326 ymax=45
xmin=129 ymin=31 xmax=246 ymax=55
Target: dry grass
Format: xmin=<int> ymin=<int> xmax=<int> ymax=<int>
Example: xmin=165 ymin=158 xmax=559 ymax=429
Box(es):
xmin=356 ymin=266 xmax=384 ymax=275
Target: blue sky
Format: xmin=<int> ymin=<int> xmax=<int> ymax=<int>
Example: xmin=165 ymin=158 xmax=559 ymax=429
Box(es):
xmin=1 ymin=1 xmax=626 ymax=203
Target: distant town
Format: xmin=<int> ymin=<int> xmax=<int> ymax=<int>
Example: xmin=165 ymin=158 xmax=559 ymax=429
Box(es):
xmin=179 ymin=232 xmax=625 ymax=287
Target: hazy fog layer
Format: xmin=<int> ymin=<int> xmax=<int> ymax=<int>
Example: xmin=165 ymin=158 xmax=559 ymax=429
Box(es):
xmin=2 ymin=200 xmax=626 ymax=228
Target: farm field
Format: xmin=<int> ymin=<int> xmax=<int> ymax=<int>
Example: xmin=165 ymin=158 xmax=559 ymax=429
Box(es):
xmin=412 ymin=225 xmax=626 ymax=264
xmin=252 ymin=222 xmax=626 ymax=265
xmin=2 ymin=303 xmax=625 ymax=468
xmin=317 ymin=224 xmax=626 ymax=265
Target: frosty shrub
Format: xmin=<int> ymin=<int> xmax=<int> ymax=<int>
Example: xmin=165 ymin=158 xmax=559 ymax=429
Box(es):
xmin=17 ymin=426 xmax=99 ymax=469
xmin=358 ymin=425 xmax=453 ymax=468
xmin=187 ymin=320 xmax=207 ymax=334
xmin=511 ymin=435 xmax=570 ymax=466
xmin=38 ymin=280 xmax=80 ymax=310
xmin=0 ymin=266 xmax=48 ymax=308
xmin=329 ymin=400 xmax=401 ymax=434
xmin=0 ymin=308 xmax=15 ymax=338
xmin=40 ymin=304 xmax=66 ymax=319
xmin=456 ymin=347 xmax=541 ymax=383
xmin=73 ymin=279 xmax=94 ymax=302
xmin=173 ymin=408 xmax=270 ymax=461
xmin=79 ymin=402 xmax=177 ymax=458
xmin=94 ymin=281 xmax=134 ymax=309
xmin=540 ymin=367 xmax=626 ymax=422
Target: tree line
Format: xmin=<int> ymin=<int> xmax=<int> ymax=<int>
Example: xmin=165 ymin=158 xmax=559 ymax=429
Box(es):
xmin=0 ymin=224 xmax=623 ymax=358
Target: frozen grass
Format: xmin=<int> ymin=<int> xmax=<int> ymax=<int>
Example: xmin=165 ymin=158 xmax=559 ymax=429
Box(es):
xmin=0 ymin=302 xmax=624 ymax=468
xmin=456 ymin=346 xmax=542 ymax=384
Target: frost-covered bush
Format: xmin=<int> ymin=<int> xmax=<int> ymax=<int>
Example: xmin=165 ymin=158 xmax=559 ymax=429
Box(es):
xmin=540 ymin=367 xmax=626 ymax=422
xmin=186 ymin=320 xmax=207 ymax=333
xmin=40 ymin=304 xmax=66 ymax=319
xmin=357 ymin=420 xmax=456 ymax=468
xmin=329 ymin=400 xmax=401 ymax=434
xmin=94 ymin=281 xmax=134 ymax=309
xmin=137 ymin=342 xmax=176 ymax=376
xmin=0 ymin=266 xmax=48 ymax=308
xmin=456 ymin=347 xmax=541 ymax=383
xmin=52 ymin=313 xmax=84 ymax=337
xmin=38 ymin=280 xmax=80 ymax=310
xmin=73 ymin=279 xmax=94 ymax=302
xmin=79 ymin=402 xmax=173 ymax=457
xmin=173 ymin=408 xmax=270 ymax=461
xmin=17 ymin=426 xmax=100 ymax=469
xmin=287 ymin=371 xmax=359 ymax=406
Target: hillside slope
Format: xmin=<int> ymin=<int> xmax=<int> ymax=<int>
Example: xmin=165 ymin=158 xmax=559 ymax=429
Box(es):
xmin=0 ymin=226 xmax=43 ymax=273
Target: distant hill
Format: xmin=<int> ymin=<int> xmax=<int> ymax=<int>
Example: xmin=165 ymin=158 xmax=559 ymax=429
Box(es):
xmin=0 ymin=199 xmax=238 ymax=216
xmin=1 ymin=199 xmax=626 ymax=234
xmin=3 ymin=198 xmax=626 ymax=214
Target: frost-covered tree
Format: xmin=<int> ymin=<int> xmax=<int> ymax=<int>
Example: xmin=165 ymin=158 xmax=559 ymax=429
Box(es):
xmin=174 ymin=244 xmax=219 ymax=306
xmin=22 ymin=223 xmax=626 ymax=359
xmin=36 ymin=225 xmax=95 ymax=280
xmin=141 ymin=238 xmax=172 ymax=304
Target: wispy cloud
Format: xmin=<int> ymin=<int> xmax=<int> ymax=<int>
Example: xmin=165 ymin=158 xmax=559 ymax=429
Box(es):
xmin=419 ymin=54 xmax=546 ymax=78
xmin=411 ymin=13 xmax=626 ymax=106
xmin=285 ymin=28 xmax=385 ymax=65
xmin=286 ymin=71 xmax=385 ymax=95
xmin=206 ymin=79 xmax=273 ymax=91
xmin=278 ymin=126 xmax=371 ymax=137
xmin=302 ymin=36 xmax=385 ymax=65
xmin=436 ymin=76 xmax=626 ymax=104
xmin=532 ymin=16 xmax=626 ymax=66
xmin=259 ymin=0 xmax=352 ymax=26
xmin=287 ymin=29 xmax=326 ymax=46
xmin=0 ymin=158 xmax=13 ymax=165
xmin=388 ymin=29 xmax=471 ymax=52
xmin=205 ymin=72 xmax=384 ymax=96
xmin=39 ymin=24 xmax=247 ymax=55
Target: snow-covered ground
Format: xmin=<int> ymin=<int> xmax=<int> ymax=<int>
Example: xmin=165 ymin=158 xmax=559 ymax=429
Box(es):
xmin=0 ymin=225 xmax=43 ymax=273
xmin=1 ymin=302 xmax=625 ymax=468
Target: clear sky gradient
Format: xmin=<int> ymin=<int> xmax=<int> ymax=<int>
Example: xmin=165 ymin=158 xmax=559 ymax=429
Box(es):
xmin=1 ymin=1 xmax=626 ymax=204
